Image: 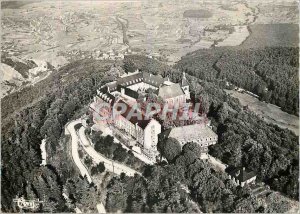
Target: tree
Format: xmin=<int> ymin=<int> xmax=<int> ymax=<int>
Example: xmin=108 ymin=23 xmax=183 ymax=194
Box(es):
xmin=265 ymin=192 xmax=293 ymax=213
xmin=123 ymin=57 xmax=136 ymax=73
xmin=105 ymin=135 xmax=114 ymax=145
xmin=74 ymin=177 xmax=99 ymax=212
xmin=158 ymin=138 xmax=181 ymax=163
xmin=85 ymin=127 xmax=91 ymax=135
xmin=182 ymin=142 xmax=202 ymax=156
xmin=233 ymin=196 xmax=257 ymax=213
xmin=221 ymin=193 xmax=235 ymax=212
xmin=216 ymin=102 xmax=229 ymax=123
xmin=175 ymin=150 xmax=198 ymax=168
xmin=94 ymin=136 xmax=104 ymax=153
xmin=84 ymin=156 xmax=93 ymax=168
xmin=93 ymin=134 xmax=118 ymax=159
xmin=113 ymin=144 xmax=127 ymax=163
xmin=62 ymin=99 xmax=77 ymax=118
xmin=106 ymin=178 xmax=128 ymax=212
xmin=91 ymin=162 xmax=105 ymax=175
xmin=228 ymin=143 xmax=242 ymax=167
xmin=74 ymin=123 xmax=82 ymax=131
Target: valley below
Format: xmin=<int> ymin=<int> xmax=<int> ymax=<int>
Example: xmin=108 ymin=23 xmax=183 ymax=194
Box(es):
xmin=1 ymin=0 xmax=298 ymax=97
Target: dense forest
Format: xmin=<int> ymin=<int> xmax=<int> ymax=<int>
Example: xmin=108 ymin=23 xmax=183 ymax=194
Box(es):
xmin=173 ymin=47 xmax=299 ymax=198
xmin=1 ymin=49 xmax=298 ymax=213
xmin=106 ymin=141 xmax=294 ymax=213
xmin=199 ymin=81 xmax=299 ymax=200
xmin=124 ymin=54 xmax=299 ymax=201
xmin=1 ymin=59 xmax=117 ymax=212
xmin=174 ymin=47 xmax=299 ymax=115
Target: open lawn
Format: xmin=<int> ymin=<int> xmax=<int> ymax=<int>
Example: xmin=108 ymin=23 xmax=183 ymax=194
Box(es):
xmin=225 ymin=89 xmax=299 ymax=135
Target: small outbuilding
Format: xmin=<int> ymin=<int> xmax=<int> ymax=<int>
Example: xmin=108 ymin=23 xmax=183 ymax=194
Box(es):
xmin=226 ymin=166 xmax=257 ymax=187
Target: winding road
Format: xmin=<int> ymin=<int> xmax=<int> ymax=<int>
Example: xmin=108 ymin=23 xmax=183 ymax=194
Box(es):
xmin=66 ymin=119 xmax=139 ymax=181
xmin=66 ymin=119 xmax=140 ymax=213
xmin=78 ymin=126 xmax=139 ymax=176
xmin=66 ymin=120 xmax=92 ymax=183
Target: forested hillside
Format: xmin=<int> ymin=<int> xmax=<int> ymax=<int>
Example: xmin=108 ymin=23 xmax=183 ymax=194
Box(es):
xmin=175 ymin=47 xmax=299 ymax=115
xmin=1 ymin=59 xmax=116 ymax=212
xmin=197 ymin=81 xmax=298 ymax=200
xmin=106 ymin=140 xmax=296 ymax=213
xmin=124 ymin=54 xmax=299 ymax=201
xmin=106 ymin=144 xmax=258 ymax=213
xmin=2 ymin=51 xmax=298 ymax=212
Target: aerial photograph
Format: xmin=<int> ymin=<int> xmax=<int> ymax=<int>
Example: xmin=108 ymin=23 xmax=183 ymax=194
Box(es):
xmin=1 ymin=0 xmax=299 ymax=213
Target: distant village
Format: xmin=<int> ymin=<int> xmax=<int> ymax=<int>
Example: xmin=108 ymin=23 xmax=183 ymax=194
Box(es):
xmin=64 ymin=47 xmax=162 ymax=62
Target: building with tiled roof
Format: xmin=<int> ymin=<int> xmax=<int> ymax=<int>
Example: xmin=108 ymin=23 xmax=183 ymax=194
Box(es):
xmin=226 ymin=167 xmax=257 ymax=187
xmin=158 ymin=83 xmax=185 ymax=100
xmin=163 ymin=123 xmax=217 ymax=158
xmin=92 ymin=70 xmax=215 ymax=160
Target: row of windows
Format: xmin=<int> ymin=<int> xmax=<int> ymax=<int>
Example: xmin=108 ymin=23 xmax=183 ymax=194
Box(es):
xmin=115 ymin=117 xmax=146 ymax=144
xmin=179 ymin=138 xmax=216 ymax=145
xmin=151 ymin=125 xmax=156 ymax=144
xmin=166 ymin=96 xmax=186 ymax=104
xmin=124 ymin=78 xmax=143 ymax=86
xmin=175 ymin=136 xmax=217 ymax=141
xmin=145 ymin=79 xmax=158 ymax=85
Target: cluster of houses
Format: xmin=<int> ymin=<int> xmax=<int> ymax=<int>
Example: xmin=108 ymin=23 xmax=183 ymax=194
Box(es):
xmin=92 ymin=50 xmax=125 ymax=60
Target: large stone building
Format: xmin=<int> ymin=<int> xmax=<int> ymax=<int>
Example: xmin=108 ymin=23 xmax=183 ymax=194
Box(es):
xmin=163 ymin=123 xmax=218 ymax=159
xmin=91 ymin=70 xmax=216 ymax=160
xmin=113 ymin=99 xmax=161 ymax=158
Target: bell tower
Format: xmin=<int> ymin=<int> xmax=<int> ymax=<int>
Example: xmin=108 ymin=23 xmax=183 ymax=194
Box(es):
xmin=181 ymin=72 xmax=190 ymax=100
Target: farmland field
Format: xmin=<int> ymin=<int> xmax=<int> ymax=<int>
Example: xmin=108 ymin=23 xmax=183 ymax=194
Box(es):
xmin=240 ymin=24 xmax=299 ymax=48
xmin=1 ymin=0 xmax=298 ymax=97
xmin=183 ymin=9 xmax=213 ymax=18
